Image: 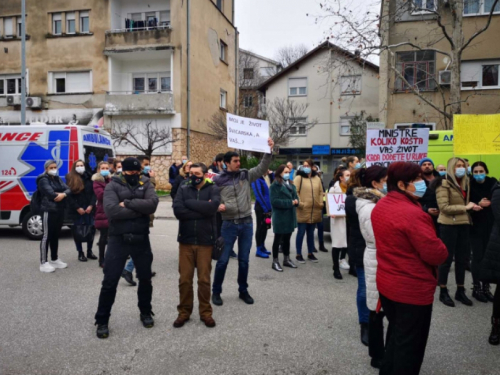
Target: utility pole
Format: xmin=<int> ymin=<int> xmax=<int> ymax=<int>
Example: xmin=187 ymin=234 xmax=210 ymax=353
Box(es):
xmin=21 ymin=0 xmax=27 ymax=125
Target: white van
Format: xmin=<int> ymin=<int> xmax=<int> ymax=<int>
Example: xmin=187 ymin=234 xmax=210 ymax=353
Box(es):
xmin=0 ymin=124 xmax=115 ymax=239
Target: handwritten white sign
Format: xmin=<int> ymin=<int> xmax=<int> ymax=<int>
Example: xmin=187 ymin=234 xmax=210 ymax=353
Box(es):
xmin=326 ymin=193 xmax=346 ymax=217
xmin=226 ymin=114 xmax=270 ymax=154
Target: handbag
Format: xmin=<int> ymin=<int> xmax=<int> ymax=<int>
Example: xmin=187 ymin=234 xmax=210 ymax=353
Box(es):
xmin=73 ymin=224 xmax=94 ymax=242
xmin=212 ymin=236 xmax=225 ymax=261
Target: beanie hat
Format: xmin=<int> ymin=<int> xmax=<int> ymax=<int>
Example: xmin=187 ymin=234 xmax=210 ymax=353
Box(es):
xmin=122 ymin=157 xmax=141 ymax=172
xmin=419 ymin=157 xmax=434 ymax=167
xmin=44 ymin=160 xmax=57 ymax=169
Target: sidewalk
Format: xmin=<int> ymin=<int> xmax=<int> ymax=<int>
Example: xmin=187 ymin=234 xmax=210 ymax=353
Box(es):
xmin=155 ymin=196 xmax=175 ymax=219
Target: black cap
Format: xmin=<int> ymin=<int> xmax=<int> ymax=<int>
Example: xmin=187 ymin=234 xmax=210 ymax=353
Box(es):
xmin=122 ymin=157 xmax=141 ymax=172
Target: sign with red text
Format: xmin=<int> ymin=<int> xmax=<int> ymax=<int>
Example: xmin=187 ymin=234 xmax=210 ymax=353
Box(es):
xmin=227 ymin=114 xmax=270 ymax=154
xmin=366 ymin=128 xmax=429 ymax=167
xmin=326 ymin=193 xmax=346 ymax=217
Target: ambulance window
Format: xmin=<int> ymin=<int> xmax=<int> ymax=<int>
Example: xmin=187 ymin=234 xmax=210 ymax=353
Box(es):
xmin=83 ymin=145 xmax=114 ymax=172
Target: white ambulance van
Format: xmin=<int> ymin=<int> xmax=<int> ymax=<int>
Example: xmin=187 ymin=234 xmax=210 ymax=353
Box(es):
xmin=0 ymin=124 xmax=115 ymax=240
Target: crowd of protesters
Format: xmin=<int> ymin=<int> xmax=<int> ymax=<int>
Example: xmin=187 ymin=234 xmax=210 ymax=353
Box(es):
xmin=35 ymin=146 xmax=500 ymax=373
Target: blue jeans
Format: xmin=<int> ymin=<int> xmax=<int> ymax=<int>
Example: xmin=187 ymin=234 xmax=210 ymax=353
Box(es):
xmin=317 ymin=221 xmax=324 ymax=243
xmin=356 ymin=267 xmax=370 ymax=324
xmin=124 ymin=258 xmax=135 ymax=273
xmin=296 ymin=223 xmax=316 ymax=256
xmin=212 ymin=220 xmax=253 ymax=294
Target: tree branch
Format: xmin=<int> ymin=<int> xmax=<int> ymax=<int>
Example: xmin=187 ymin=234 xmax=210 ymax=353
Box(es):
xmin=461 ymin=0 xmax=500 ymax=52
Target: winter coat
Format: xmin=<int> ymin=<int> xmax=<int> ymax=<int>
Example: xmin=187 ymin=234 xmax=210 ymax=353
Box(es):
xmin=173 ymin=180 xmax=221 ymax=246
xmin=355 ymin=188 xmax=384 ymax=311
xmin=372 ymin=191 xmax=448 ymax=306
xmin=329 ymin=181 xmax=347 ymax=248
xmin=436 ymin=178 xmax=471 ymax=226
xmin=252 ymin=177 xmax=272 ymax=213
xmin=36 ymin=174 xmax=71 ymax=213
xmin=169 ymin=164 xmax=180 ymax=183
xmin=171 ymin=174 xmax=188 ymax=202
xmin=104 ymin=175 xmax=159 ymax=237
xmin=293 ymin=170 xmax=324 ymax=224
xmin=270 ymin=180 xmax=298 ymax=234
xmin=480 ymin=182 xmax=500 ymax=284
xmin=213 ymin=153 xmax=272 ymax=221
xmin=66 ymin=171 xmax=97 ymax=221
xmin=92 ymin=173 xmax=111 ymax=229
xmin=419 ymin=175 xmax=440 ymax=229
xmin=345 ymin=189 xmax=366 ymax=268
xmin=470 ymin=176 xmax=497 ymax=239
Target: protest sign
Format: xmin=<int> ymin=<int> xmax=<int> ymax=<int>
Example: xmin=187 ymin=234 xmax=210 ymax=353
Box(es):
xmin=326 ymin=194 xmax=346 ymax=217
xmin=365 ymin=128 xmax=429 ymax=167
xmin=205 ymin=172 xmax=217 ymax=181
xmin=226 ymin=114 xmax=270 ymax=153
xmin=454 ymin=114 xmax=500 ymax=155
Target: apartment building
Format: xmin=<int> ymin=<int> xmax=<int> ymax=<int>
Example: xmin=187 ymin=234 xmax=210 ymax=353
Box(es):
xmin=379 ymin=0 xmax=500 ymax=130
xmin=258 ymin=41 xmax=379 ymax=181
xmin=0 ymin=0 xmax=237 ymax=188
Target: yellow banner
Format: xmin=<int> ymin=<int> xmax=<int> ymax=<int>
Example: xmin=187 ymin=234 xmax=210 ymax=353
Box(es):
xmin=454 ymin=114 xmax=500 ymax=155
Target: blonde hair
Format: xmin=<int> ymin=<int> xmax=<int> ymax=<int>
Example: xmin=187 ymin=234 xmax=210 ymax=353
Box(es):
xmin=446 ymin=157 xmax=469 ymax=191
xmin=179 ymin=160 xmax=192 ymax=177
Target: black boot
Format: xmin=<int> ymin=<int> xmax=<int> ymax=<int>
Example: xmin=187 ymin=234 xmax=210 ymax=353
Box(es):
xmin=283 ymin=256 xmax=297 ymax=268
xmin=349 ymin=267 xmax=357 ymax=278
xmin=121 ymin=270 xmax=137 ymax=286
xmin=483 ymin=283 xmax=495 ymax=302
xmin=87 ymin=250 xmax=98 ymax=260
xmin=272 ymin=258 xmax=283 ymax=272
xmin=332 ymin=248 xmax=342 ymax=280
xmin=455 ymin=286 xmax=473 ymax=306
xmin=472 ymin=283 xmax=488 ymax=303
xmin=439 ymin=287 xmax=455 ymax=307
xmin=490 ymin=317 xmax=500 ymax=346
xmin=78 ymin=251 xmax=87 ymax=262
xmin=319 ymin=241 xmax=328 ymax=252
xmin=140 ymin=312 xmax=155 ymax=328
xmin=360 ymin=323 xmax=369 ymax=346
xmin=96 ymin=324 xmax=109 ymax=339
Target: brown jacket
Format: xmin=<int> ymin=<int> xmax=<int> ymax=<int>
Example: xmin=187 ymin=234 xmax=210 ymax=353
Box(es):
xmin=436 ymin=179 xmax=471 ymax=225
xmin=294 ymin=171 xmax=324 ymax=224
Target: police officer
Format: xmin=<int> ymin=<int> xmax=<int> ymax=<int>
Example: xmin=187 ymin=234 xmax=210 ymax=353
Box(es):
xmin=94 ymin=157 xmax=159 ymax=339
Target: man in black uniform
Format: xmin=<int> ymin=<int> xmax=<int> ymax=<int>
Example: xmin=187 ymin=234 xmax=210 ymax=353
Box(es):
xmin=94 ymin=157 xmax=159 ymax=339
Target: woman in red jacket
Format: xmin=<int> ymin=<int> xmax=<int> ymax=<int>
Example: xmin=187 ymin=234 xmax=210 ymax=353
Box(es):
xmin=371 ymin=162 xmax=448 ymax=375
xmin=92 ymin=161 xmax=112 ymax=268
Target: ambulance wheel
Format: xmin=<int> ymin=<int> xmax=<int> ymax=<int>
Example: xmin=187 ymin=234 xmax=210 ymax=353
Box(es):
xmin=22 ymin=212 xmax=44 ymax=241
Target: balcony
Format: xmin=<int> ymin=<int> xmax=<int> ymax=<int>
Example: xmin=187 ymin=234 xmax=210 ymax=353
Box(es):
xmin=104 ymin=91 xmax=174 ymax=116
xmin=104 ymin=28 xmax=172 ymax=54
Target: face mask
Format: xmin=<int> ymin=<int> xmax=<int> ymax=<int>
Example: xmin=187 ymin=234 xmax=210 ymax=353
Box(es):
xmin=190 ymin=174 xmax=203 ymax=186
xmin=409 ymin=180 xmax=427 ymax=198
xmin=222 ymin=163 xmax=227 ymax=170
xmin=75 ymin=166 xmax=85 ymax=174
xmin=344 ymin=177 xmax=350 ymax=183
xmin=303 ymin=167 xmax=311 ymax=174
xmin=468 ymin=166 xmax=472 ymax=174
xmin=455 ymin=168 xmax=466 ymax=178
xmin=283 ymin=173 xmax=290 ymax=181
xmin=379 ymin=182 xmax=388 ymax=194
xmin=182 ymin=160 xmax=188 ymax=165
xmin=143 ymin=166 xmax=151 ymax=173
xmin=474 ymin=173 xmax=486 ymax=182
xmin=48 ymin=169 xmax=58 ymax=176
xmin=116 ymin=168 xmax=122 ymax=173
xmin=124 ymin=174 xmax=139 ymax=186
xmin=439 ymin=171 xmax=446 ymax=177
xmin=100 ymin=170 xmax=110 ymax=177
xmin=354 ymin=163 xmax=361 ymax=169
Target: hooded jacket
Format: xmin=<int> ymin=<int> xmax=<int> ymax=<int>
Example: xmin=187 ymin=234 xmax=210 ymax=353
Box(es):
xmin=104 ymin=174 xmax=159 ymax=236
xmin=213 ymin=153 xmax=272 ymax=221
xmin=66 ymin=171 xmax=97 ymax=220
xmin=252 ymin=176 xmax=272 ymax=213
xmin=293 ymin=170 xmax=324 ymax=224
xmin=173 ymin=179 xmax=221 ymax=246
xmin=435 ymin=177 xmax=471 ymax=226
xmin=36 ymin=173 xmax=71 ymax=213
xmin=480 ymin=182 xmax=500 ymax=284
xmin=92 ymin=173 xmax=112 ymax=229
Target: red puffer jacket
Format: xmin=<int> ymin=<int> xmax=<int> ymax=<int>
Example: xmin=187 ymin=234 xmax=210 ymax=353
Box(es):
xmin=371 ymin=191 xmax=448 ymax=306
xmin=92 ymin=173 xmax=111 ymax=229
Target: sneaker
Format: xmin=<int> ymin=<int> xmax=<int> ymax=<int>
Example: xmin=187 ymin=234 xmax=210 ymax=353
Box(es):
xmin=296 ymin=255 xmax=306 ymax=264
xmin=96 ymin=324 xmax=109 ymax=339
xmin=49 ymin=259 xmax=67 ymax=269
xmin=340 ymin=259 xmax=350 ymax=270
xmin=121 ymin=270 xmax=137 ymax=286
xmin=40 ymin=262 xmax=56 ymax=273
xmin=229 ymin=251 xmax=238 ymax=259
xmin=307 ymin=254 xmax=319 ymax=263
xmin=140 ymin=313 xmax=155 ymax=328
xmin=239 ymin=292 xmax=254 ymax=305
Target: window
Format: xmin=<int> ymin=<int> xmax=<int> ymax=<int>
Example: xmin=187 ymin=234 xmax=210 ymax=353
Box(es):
xmin=0 ymin=73 xmax=27 ymax=95
xmin=148 ymin=73 xmax=157 ymax=92
xmin=80 ymin=11 xmax=90 ymax=33
xmin=483 ymin=65 xmax=499 ymax=87
xmin=49 ymin=71 xmax=91 ymax=94
xmin=17 ymin=17 xmax=22 ymax=37
xmin=134 ymin=77 xmax=145 ymax=92
xmin=340 ymin=117 xmax=353 ymax=136
xmin=412 ymin=0 xmax=435 ymax=13
xmin=161 ymin=75 xmax=171 ymax=91
xmin=132 ymin=73 xmax=171 ymax=93
xmin=220 ymin=90 xmax=227 ymax=109
xmin=395 ymin=51 xmax=436 ymax=91
xmin=160 ymin=10 xmax=171 ymax=26
xmin=243 ymin=68 xmax=254 ymax=80
xmin=341 ymin=75 xmax=362 ymax=95
xmin=244 ymin=95 xmax=253 ymax=108
xmin=289 ymin=118 xmax=307 ymax=136
xmin=464 ymin=0 xmax=500 ymax=15
xmin=66 ymin=12 xmax=75 ymax=34
xmin=289 ymin=78 xmax=307 ymax=96
xmin=462 ymin=60 xmax=500 ymax=89
xmin=217 ymin=0 xmax=224 ymax=11
xmin=0 ymin=80 xmax=3 ymax=95
xmin=53 ymin=13 xmax=62 ymax=35
xmin=220 ymin=40 xmax=227 ymax=62
xmin=4 ymin=18 xmax=13 ymax=36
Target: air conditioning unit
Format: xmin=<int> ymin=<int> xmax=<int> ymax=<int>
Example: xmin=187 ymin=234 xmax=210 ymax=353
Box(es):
xmin=439 ymin=70 xmax=452 ymax=85
xmin=26 ymin=97 xmax=42 ymax=109
xmin=6 ymin=95 xmax=22 ymax=106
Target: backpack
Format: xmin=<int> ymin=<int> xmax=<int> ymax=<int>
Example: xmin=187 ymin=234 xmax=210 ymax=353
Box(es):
xmin=30 ymin=189 xmax=43 ymax=215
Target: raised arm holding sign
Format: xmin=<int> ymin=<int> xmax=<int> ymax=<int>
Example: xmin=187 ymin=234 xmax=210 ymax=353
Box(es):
xmin=226 ymin=114 xmax=271 ymax=154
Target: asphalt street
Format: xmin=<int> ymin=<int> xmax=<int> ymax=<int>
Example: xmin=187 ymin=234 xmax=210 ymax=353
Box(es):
xmin=0 ymin=199 xmax=499 ymax=375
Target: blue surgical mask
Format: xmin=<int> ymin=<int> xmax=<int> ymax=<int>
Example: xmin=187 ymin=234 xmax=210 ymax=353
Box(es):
xmin=354 ymin=163 xmax=361 ymax=169
xmin=410 ymin=180 xmax=427 ymax=198
xmin=143 ymin=166 xmax=151 ymax=173
xmin=303 ymin=167 xmax=311 ymax=174
xmin=182 ymin=159 xmax=188 ymax=165
xmin=283 ymin=173 xmax=290 ymax=181
xmin=379 ymin=182 xmax=388 ymax=194
xmin=222 ymin=163 xmax=227 ymax=170
xmin=455 ymin=168 xmax=466 ymax=178
xmin=100 ymin=170 xmax=110 ymax=177
xmin=468 ymin=166 xmax=472 ymax=174
xmin=474 ymin=173 xmax=486 ymax=182
xmin=439 ymin=171 xmax=446 ymax=177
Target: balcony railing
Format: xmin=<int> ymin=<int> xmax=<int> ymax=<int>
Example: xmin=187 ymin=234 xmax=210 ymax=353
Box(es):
xmin=105 ymin=22 xmax=172 ymax=34
xmin=104 ymin=91 xmax=174 ymax=116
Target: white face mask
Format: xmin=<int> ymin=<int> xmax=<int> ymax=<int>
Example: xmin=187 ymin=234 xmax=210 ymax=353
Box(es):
xmin=48 ymin=169 xmax=58 ymax=176
xmin=75 ymin=166 xmax=85 ymax=174
xmin=116 ymin=168 xmax=123 ymax=173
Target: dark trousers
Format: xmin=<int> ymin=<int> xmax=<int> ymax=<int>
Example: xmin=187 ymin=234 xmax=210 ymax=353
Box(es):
xmin=438 ymin=225 xmax=470 ymax=286
xmin=72 ymin=213 xmax=95 ymax=253
xmin=369 ymin=310 xmax=388 ymax=361
xmin=273 ymin=232 xmax=292 ymax=258
xmin=216 ymin=212 xmax=223 ymax=238
xmin=470 ymin=228 xmax=489 ymax=285
xmin=95 ymin=235 xmax=153 ymax=325
xmin=40 ymin=211 xmax=64 ymax=264
xmin=380 ymin=294 xmax=433 ymax=375
xmin=254 ymin=204 xmax=269 ymax=247
xmin=316 ymin=220 xmax=324 ymax=243
xmin=494 ymin=286 xmax=500 ymax=319
xmin=98 ymin=227 xmax=109 ymax=262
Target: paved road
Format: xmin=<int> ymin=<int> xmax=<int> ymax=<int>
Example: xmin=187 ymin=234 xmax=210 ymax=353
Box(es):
xmin=0 ymin=201 xmax=499 ymax=375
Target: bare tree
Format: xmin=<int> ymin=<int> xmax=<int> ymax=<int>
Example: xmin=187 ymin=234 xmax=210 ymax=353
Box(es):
xmin=348 ymin=112 xmax=379 ymax=157
xmin=313 ymin=0 xmax=500 ymax=129
xmin=274 ymin=44 xmax=309 ymax=68
xmin=111 ymin=120 xmax=178 ymax=158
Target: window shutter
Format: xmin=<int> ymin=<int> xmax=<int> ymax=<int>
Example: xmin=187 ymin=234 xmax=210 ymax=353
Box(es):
xmin=289 ymin=78 xmax=307 ymax=88
xmin=66 ymin=72 xmax=90 ymax=93
xmin=4 ymin=18 xmax=13 ymax=36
